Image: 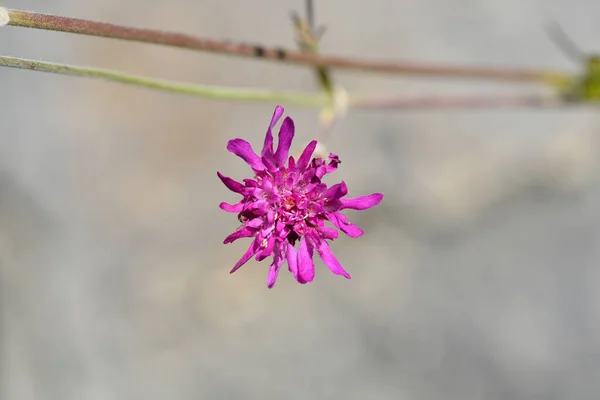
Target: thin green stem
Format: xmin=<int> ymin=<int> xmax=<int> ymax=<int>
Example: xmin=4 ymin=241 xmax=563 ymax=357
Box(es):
xmin=3 ymin=7 xmax=573 ymax=86
xmin=0 ymin=55 xmax=586 ymax=111
xmin=0 ymin=55 xmax=329 ymax=107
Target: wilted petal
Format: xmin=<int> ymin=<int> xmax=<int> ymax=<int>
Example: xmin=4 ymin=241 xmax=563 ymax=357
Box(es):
xmin=326 ymin=154 xmax=341 ymax=174
xmin=227 ymin=139 xmax=264 ymax=171
xmin=274 ymin=117 xmax=295 ymax=167
xmin=224 ymin=227 xmax=256 ymax=244
xmin=230 ymin=237 xmax=260 ymax=273
xmin=340 ymin=193 xmax=384 ymax=210
xmin=219 ymin=201 xmax=244 ymax=213
xmin=326 ymin=212 xmax=364 ymax=238
xmin=315 ymin=238 xmax=351 ymax=279
xmin=297 ymin=237 xmax=315 ymax=284
xmin=217 ymin=171 xmax=245 ymax=194
xmin=296 ymin=140 xmax=317 ymax=171
xmin=262 ymin=105 xmax=285 ymax=160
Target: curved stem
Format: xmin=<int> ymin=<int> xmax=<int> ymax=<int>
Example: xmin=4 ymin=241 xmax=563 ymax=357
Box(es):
xmin=4 ymin=7 xmax=573 ymax=86
xmin=0 ymin=55 xmax=328 ymax=107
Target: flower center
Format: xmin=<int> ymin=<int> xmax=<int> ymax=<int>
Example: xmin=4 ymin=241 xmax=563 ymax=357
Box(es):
xmin=282 ymin=196 xmax=296 ymax=210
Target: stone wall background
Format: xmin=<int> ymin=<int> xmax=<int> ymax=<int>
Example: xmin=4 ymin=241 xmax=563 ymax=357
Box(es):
xmin=1 ymin=1 xmax=599 ymax=399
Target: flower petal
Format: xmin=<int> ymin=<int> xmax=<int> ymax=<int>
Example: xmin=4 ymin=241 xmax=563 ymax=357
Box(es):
xmin=262 ymin=105 xmax=285 ymax=160
xmin=314 ymin=238 xmax=351 ymax=279
xmin=296 ymin=140 xmax=317 ymax=171
xmin=227 ymin=139 xmax=264 ymax=171
xmin=224 ymin=227 xmax=256 ymax=244
xmin=219 ymin=201 xmax=244 ymax=213
xmin=230 ymin=237 xmax=260 ymax=273
xmin=297 ymin=237 xmax=315 ymax=284
xmin=217 ymin=171 xmax=245 ymax=194
xmin=244 ymin=200 xmax=269 ymax=215
xmin=322 ymin=181 xmax=349 ymax=201
xmin=255 ymin=234 xmax=275 ymax=261
xmin=287 ymin=242 xmax=299 ymax=279
xmin=267 ymin=246 xmax=286 ymax=288
xmin=274 ymin=117 xmax=295 ymax=167
xmin=246 ymin=217 xmax=264 ymax=229
xmin=262 ymin=155 xmax=277 ymax=173
xmin=326 ymin=212 xmax=364 ymax=238
xmin=316 ymin=226 xmax=339 ymax=240
xmin=340 ymin=193 xmax=384 ymax=210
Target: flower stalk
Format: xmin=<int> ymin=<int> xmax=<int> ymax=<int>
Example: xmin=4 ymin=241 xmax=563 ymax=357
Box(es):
xmin=0 ymin=55 xmax=329 ymax=107
xmin=1 ymin=54 xmax=577 ymax=110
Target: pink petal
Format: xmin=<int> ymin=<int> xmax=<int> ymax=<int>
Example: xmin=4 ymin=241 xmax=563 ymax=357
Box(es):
xmin=262 ymin=105 xmax=285 ymax=159
xmin=326 ymin=212 xmax=364 ymax=238
xmin=255 ymin=235 xmax=275 ymax=261
xmin=322 ymin=181 xmax=349 ymax=201
xmin=224 ymin=227 xmax=256 ymax=244
xmin=217 ymin=171 xmax=245 ymax=194
xmin=227 ymin=139 xmax=264 ymax=171
xmin=267 ymin=247 xmax=286 ymax=288
xmin=244 ymin=200 xmax=269 ymax=215
xmin=262 ymin=155 xmax=277 ymax=172
xmin=287 ymin=242 xmax=299 ymax=279
xmin=315 ymin=238 xmax=351 ymax=279
xmin=274 ymin=117 xmax=295 ymax=167
xmin=340 ymin=193 xmax=384 ymax=210
xmin=246 ymin=218 xmax=264 ymax=229
xmin=316 ymin=226 xmax=339 ymax=240
xmin=219 ymin=202 xmax=244 ymax=213
xmin=296 ymin=140 xmax=317 ymax=171
xmin=230 ymin=237 xmax=260 ymax=273
xmin=297 ymin=237 xmax=315 ymax=284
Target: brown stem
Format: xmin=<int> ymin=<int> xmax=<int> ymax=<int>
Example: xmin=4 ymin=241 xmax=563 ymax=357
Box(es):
xmin=5 ymin=8 xmax=571 ymax=85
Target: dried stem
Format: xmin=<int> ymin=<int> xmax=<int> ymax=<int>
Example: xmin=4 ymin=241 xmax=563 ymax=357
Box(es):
xmin=0 ymin=55 xmax=328 ymax=107
xmin=4 ymin=8 xmax=572 ymax=86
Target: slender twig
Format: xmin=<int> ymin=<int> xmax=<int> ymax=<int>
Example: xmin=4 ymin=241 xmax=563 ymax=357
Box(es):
xmin=547 ymin=22 xmax=584 ymax=63
xmin=349 ymin=93 xmax=570 ymax=109
xmin=0 ymin=55 xmax=329 ymax=107
xmin=1 ymin=54 xmax=575 ymax=111
xmin=3 ymin=8 xmax=572 ymax=86
xmin=306 ymin=0 xmax=315 ymax=30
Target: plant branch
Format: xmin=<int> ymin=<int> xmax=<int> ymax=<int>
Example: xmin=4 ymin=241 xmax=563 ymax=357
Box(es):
xmin=0 ymin=55 xmax=584 ymax=111
xmin=0 ymin=55 xmax=329 ymax=107
xmin=349 ymin=93 xmax=571 ymax=109
xmin=3 ymin=8 xmax=572 ymax=86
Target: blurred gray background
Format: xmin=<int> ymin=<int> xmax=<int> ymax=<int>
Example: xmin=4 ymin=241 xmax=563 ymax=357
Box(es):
xmin=1 ymin=1 xmax=600 ymax=399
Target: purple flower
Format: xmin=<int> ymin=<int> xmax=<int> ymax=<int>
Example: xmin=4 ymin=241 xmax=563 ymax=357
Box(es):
xmin=218 ymin=105 xmax=383 ymax=288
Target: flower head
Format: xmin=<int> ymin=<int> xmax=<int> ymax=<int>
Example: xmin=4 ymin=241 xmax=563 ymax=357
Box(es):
xmin=218 ymin=105 xmax=383 ymax=288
